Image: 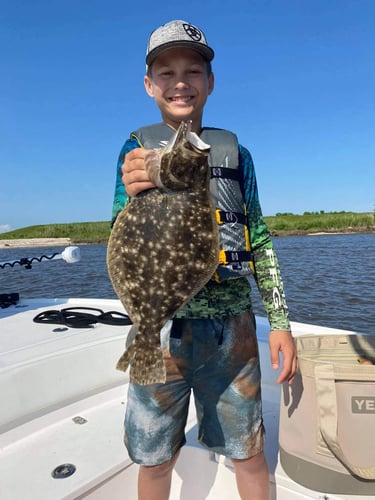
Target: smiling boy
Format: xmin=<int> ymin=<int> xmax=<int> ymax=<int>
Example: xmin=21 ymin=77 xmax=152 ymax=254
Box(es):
xmin=111 ymin=20 xmax=297 ymax=500
xmin=144 ymin=46 xmax=213 ymax=132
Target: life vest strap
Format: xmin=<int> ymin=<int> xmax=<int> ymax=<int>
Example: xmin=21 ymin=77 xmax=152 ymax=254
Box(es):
xmin=210 ymin=167 xmax=241 ymax=181
xmin=216 ymin=209 xmax=247 ymax=226
xmin=218 ymin=249 xmax=254 ymax=265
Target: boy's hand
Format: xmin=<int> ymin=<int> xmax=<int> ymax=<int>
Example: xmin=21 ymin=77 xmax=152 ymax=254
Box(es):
xmin=122 ymin=148 xmax=156 ymax=197
xmin=268 ymin=330 xmax=298 ymax=385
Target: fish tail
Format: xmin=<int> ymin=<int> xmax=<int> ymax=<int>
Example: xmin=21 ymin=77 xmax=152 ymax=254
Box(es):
xmin=117 ymin=328 xmax=167 ymax=385
xmin=129 ymin=343 xmax=166 ymax=385
xmin=116 ymin=340 xmax=136 ymax=373
xmin=116 ymin=324 xmax=139 ymax=372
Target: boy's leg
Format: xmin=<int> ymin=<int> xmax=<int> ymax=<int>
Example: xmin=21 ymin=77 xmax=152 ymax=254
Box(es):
xmin=138 ymin=451 xmax=180 ymax=500
xmin=124 ymin=320 xmax=193 ymax=498
xmin=191 ymin=311 xmax=267 ymax=497
xmin=232 ymin=452 xmax=269 ymax=500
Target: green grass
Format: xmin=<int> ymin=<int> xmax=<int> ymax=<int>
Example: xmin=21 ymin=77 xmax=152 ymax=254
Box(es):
xmin=0 ymin=222 xmax=111 ymax=243
xmin=265 ymin=211 xmax=374 ymax=234
xmin=0 ymin=212 xmax=373 ymax=243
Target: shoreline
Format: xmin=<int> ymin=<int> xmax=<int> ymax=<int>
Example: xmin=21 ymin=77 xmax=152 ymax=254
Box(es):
xmin=271 ymin=227 xmax=374 ymax=237
xmin=0 ymin=238 xmax=72 ymax=249
xmin=0 ymin=228 xmax=373 ymax=249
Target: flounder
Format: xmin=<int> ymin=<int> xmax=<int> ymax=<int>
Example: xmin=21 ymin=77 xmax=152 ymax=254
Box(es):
xmin=107 ymin=121 xmax=219 ymax=385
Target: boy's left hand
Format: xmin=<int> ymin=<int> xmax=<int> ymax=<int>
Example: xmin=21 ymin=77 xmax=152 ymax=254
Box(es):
xmin=268 ymin=330 xmax=298 ymax=385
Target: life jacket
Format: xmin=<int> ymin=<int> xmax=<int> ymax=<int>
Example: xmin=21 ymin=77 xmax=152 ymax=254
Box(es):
xmin=131 ymin=122 xmax=254 ymax=281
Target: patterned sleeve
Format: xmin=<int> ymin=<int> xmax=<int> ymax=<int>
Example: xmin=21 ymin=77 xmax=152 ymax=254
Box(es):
xmin=111 ymin=137 xmax=141 ymax=226
xmin=239 ymin=145 xmax=291 ymax=331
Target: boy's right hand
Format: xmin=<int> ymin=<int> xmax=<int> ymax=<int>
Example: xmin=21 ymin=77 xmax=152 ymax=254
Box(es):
xmin=122 ymin=148 xmax=156 ymax=197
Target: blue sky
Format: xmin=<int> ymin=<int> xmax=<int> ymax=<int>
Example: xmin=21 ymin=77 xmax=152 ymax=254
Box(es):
xmin=1 ymin=0 xmax=374 ymax=232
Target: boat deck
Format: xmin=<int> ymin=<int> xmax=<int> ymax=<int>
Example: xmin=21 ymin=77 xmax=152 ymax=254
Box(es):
xmin=0 ymin=298 xmax=368 ymax=499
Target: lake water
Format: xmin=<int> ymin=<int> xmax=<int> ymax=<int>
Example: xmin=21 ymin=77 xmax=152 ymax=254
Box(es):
xmin=1 ymin=234 xmax=374 ymax=332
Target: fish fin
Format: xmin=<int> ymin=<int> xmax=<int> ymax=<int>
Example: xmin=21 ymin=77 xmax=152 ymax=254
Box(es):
xmin=116 ymin=325 xmax=139 ymax=372
xmin=126 ymin=324 xmax=138 ymax=349
xmin=129 ymin=346 xmax=166 ymax=385
xmin=116 ymin=341 xmax=136 ymax=372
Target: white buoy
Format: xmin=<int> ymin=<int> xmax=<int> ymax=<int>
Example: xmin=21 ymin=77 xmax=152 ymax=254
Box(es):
xmin=53 ymin=246 xmax=81 ymax=264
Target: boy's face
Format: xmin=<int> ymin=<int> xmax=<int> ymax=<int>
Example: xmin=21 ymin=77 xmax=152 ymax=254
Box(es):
xmin=144 ymin=47 xmax=214 ymax=132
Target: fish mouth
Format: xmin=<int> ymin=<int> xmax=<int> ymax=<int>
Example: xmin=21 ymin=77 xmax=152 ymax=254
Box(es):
xmin=164 ymin=121 xmax=210 ymax=154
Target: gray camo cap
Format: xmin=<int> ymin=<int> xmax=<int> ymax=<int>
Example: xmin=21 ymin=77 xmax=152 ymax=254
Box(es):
xmin=146 ymin=20 xmax=214 ymax=67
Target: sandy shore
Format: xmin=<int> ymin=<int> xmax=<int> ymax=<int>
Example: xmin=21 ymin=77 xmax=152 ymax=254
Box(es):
xmin=0 ymin=238 xmax=72 ymax=249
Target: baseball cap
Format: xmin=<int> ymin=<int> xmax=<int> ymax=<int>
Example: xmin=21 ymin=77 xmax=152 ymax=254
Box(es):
xmin=146 ymin=20 xmax=214 ymax=67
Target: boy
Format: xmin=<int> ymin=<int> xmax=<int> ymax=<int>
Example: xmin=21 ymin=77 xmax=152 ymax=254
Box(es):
xmin=111 ymin=20 xmax=297 ymax=500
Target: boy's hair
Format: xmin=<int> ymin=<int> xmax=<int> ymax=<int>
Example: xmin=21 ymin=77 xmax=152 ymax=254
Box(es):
xmin=145 ymin=20 xmax=214 ymax=74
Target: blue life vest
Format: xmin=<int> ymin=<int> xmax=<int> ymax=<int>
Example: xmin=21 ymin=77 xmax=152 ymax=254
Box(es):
xmin=131 ymin=123 xmax=254 ymax=281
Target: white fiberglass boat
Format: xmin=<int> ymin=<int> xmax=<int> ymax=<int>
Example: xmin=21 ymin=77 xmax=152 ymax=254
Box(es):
xmin=0 ymin=248 xmax=372 ymax=499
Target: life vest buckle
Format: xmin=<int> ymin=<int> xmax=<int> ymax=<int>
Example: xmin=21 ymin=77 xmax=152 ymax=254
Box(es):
xmin=216 ymin=209 xmax=246 ymax=225
xmin=216 ymin=209 xmax=224 ymax=225
xmin=218 ymin=249 xmax=229 ymax=265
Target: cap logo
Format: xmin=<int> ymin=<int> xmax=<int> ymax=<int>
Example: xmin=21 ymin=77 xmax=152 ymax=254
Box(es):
xmin=183 ymin=23 xmax=202 ymax=42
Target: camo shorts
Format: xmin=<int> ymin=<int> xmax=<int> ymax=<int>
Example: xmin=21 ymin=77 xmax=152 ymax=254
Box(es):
xmin=124 ymin=309 xmax=264 ymax=466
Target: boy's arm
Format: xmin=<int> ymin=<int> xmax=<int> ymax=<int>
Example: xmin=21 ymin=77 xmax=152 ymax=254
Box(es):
xmin=111 ymin=138 xmax=138 ymax=225
xmin=111 ymin=138 xmax=155 ymax=225
xmin=239 ymin=145 xmax=297 ymax=383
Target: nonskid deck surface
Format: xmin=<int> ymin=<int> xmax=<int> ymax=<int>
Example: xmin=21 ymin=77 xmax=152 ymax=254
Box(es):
xmin=0 ymin=298 xmax=366 ymax=499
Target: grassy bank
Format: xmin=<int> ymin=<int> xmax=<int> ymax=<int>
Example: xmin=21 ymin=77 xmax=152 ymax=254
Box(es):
xmin=0 ymin=222 xmax=111 ymax=243
xmin=265 ymin=211 xmax=374 ymax=235
xmin=0 ymin=212 xmax=373 ymax=243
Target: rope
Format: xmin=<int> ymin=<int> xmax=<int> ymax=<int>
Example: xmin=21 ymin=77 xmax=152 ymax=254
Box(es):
xmin=0 ymin=253 xmax=60 ymax=270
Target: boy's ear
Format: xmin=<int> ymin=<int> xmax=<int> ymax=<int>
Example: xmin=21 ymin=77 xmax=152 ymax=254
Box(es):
xmin=208 ymin=72 xmax=214 ymax=95
xmin=144 ymin=75 xmax=154 ymax=98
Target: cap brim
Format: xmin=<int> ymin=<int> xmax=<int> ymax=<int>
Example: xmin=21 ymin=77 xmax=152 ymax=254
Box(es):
xmin=146 ymin=41 xmax=214 ymax=66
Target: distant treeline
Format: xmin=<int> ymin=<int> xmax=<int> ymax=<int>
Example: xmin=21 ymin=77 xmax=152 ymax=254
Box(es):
xmin=0 ymin=212 xmax=374 ymax=242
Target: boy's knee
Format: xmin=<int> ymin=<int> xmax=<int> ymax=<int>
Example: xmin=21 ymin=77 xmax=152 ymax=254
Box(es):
xmin=140 ymin=453 xmax=179 ymax=478
xmin=231 ymin=451 xmax=267 ymax=473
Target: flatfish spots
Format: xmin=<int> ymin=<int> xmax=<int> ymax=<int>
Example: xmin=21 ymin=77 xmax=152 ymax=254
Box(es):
xmin=107 ymin=121 xmax=219 ymax=385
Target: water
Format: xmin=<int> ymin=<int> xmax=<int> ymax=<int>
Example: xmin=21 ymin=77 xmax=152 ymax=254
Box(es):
xmin=1 ymin=234 xmax=374 ymax=332
xmin=251 ymin=234 xmax=375 ymax=332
